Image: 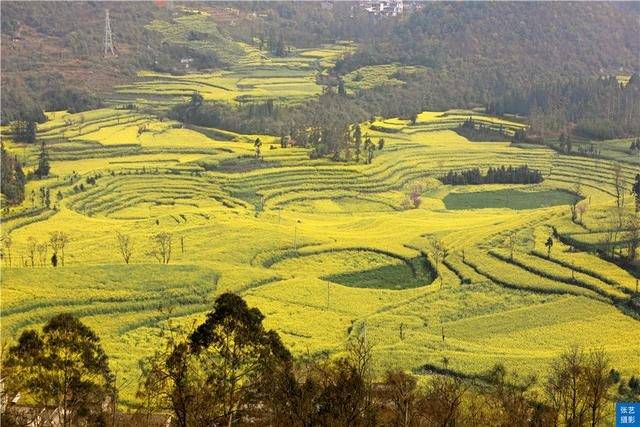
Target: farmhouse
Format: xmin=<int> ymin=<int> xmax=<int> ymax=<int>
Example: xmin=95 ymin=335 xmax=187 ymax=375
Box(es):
xmin=361 ymin=0 xmax=404 ymax=16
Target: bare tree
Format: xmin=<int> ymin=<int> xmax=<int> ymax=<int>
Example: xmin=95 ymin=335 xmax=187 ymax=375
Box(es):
xmin=382 ymin=370 xmax=418 ymax=427
xmin=613 ymin=162 xmax=625 ymax=209
xmin=347 ymin=332 xmax=374 ymax=383
xmin=418 ymin=374 xmax=468 ymax=426
xmin=584 ymin=350 xmax=613 ymax=427
xmin=36 ymin=242 xmax=48 ymax=267
xmin=624 ymin=213 xmax=640 ymax=262
xmin=427 ymin=238 xmax=448 ymax=288
xmin=26 ymin=237 xmax=37 ymax=267
xmin=545 ymin=347 xmax=613 ymax=427
xmin=49 ymin=231 xmax=70 ymax=266
xmin=545 ymin=346 xmax=589 ymax=425
xmin=149 ymin=232 xmax=172 ymax=264
xmin=575 ymin=200 xmax=589 ymax=225
xmin=116 ymin=231 xmax=134 ymax=264
xmin=604 ymin=206 xmax=624 ymax=258
xmin=1 ymin=233 xmax=12 ymax=266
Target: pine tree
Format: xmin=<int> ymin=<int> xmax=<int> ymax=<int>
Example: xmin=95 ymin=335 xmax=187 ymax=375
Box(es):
xmin=36 ymin=141 xmax=50 ymax=178
xmin=0 ymin=144 xmax=26 ymax=204
xmin=26 ymin=121 xmax=37 ymax=143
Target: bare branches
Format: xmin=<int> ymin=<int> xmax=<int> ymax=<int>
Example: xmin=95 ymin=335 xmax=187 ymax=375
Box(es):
xmin=148 ymin=232 xmax=172 ymax=264
xmin=49 ymin=231 xmax=70 ymax=266
xmin=1 ymin=232 xmax=12 ymax=266
xmin=115 ymin=231 xmax=134 ymax=264
xmin=427 ymin=237 xmax=448 ymax=288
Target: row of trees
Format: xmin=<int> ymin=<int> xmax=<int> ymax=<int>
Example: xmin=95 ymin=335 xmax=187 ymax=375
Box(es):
xmin=3 ymin=294 xmax=639 ymax=426
xmin=4 ymin=229 xmax=185 ymax=268
xmin=3 ymin=231 xmax=70 ymax=268
xmin=439 ymin=165 xmax=544 ymax=186
xmin=116 ymin=231 xmax=177 ymax=265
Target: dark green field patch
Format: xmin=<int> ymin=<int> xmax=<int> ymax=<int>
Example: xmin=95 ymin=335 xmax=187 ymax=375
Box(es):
xmin=323 ymin=258 xmax=433 ymax=290
xmin=443 ymin=189 xmax=581 ymax=210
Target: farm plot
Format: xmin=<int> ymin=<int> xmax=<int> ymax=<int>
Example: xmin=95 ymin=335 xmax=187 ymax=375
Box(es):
xmin=2 ymin=108 xmax=639 ymax=407
xmin=113 ymin=41 xmax=354 ymax=107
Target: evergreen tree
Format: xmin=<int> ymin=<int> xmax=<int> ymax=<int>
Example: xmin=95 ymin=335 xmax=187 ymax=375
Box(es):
xmin=0 ymin=143 xmax=26 ymax=204
xmin=35 ymin=141 xmax=50 ymax=178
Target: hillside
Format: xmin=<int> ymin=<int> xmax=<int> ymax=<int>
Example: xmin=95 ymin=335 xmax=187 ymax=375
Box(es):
xmin=335 ymin=2 xmax=639 ymax=107
xmin=2 ymin=1 xmax=639 ymax=124
xmin=1 ymin=2 xmax=640 ymax=422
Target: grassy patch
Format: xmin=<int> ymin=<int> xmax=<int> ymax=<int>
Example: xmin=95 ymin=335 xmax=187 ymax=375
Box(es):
xmin=324 ymin=256 xmax=432 ymax=290
xmin=443 ymin=189 xmax=580 ymax=210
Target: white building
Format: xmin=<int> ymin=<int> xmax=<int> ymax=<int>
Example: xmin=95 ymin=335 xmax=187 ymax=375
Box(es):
xmin=362 ymin=0 xmax=404 ymax=16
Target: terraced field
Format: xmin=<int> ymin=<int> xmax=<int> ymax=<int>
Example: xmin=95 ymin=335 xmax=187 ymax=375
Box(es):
xmin=111 ymin=41 xmax=354 ymax=108
xmin=2 ymin=108 xmax=639 ymax=406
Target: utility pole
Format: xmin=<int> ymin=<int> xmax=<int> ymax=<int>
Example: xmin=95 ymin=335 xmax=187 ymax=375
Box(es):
xmin=103 ymin=9 xmax=116 ymax=57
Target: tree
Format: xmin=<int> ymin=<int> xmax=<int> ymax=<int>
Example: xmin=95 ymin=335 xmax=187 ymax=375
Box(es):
xmin=116 ymin=231 xmax=134 ymax=264
xmin=353 ymin=124 xmax=362 ymax=162
xmin=632 ymin=173 xmax=640 ymax=213
xmin=409 ymin=187 xmax=421 ymax=209
xmin=418 ymin=374 xmax=468 ymax=426
xmin=428 ymin=237 xmax=448 ymax=288
xmin=11 ymin=120 xmax=37 ymax=143
xmin=545 ymin=236 xmax=554 ymax=259
xmin=1 ymin=232 xmax=13 ymax=266
xmin=545 ymin=347 xmax=613 ymax=427
xmin=624 ymin=213 xmax=640 ymax=262
xmin=26 ymin=236 xmax=37 ymax=267
xmin=254 ymin=137 xmax=262 ymax=160
xmin=584 ymin=350 xmax=613 ymax=427
xmin=4 ymin=314 xmax=114 ymax=427
xmin=1 ymin=143 xmax=26 ymax=205
xmin=49 ymin=231 xmax=70 ymax=266
xmin=138 ymin=293 xmax=291 ymax=427
xmin=35 ymin=141 xmax=50 ymax=178
xmin=482 ymin=363 xmax=542 ymax=426
xmin=364 ymin=136 xmax=375 ymax=164
xmin=575 ymin=200 xmax=589 ymax=225
xmin=149 ymin=232 xmax=172 ymax=264
xmin=613 ymin=163 xmax=625 ymax=209
xmin=381 ymin=370 xmax=418 ymax=427
xmin=36 ymin=242 xmax=48 ymax=266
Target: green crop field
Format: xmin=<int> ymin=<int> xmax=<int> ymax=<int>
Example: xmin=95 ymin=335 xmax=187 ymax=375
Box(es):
xmin=2 ymin=106 xmax=639 ymax=407
xmin=443 ymin=188 xmax=581 ymax=210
